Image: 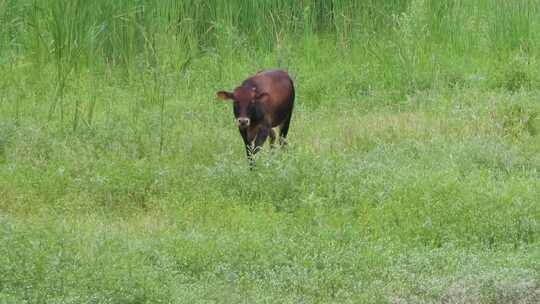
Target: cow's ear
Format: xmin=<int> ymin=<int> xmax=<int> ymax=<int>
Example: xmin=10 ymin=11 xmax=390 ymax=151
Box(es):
xmin=217 ymin=91 xmax=234 ymax=101
xmin=255 ymin=92 xmax=269 ymax=101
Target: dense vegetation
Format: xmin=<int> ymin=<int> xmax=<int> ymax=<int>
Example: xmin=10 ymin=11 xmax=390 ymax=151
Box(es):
xmin=1 ymin=0 xmax=539 ymax=303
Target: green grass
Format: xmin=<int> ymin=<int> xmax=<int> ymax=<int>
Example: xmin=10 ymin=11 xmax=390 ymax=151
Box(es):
xmin=1 ymin=0 xmax=540 ymax=303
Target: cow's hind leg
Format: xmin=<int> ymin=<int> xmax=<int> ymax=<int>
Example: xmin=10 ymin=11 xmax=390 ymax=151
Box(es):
xmin=279 ymin=113 xmax=292 ymax=146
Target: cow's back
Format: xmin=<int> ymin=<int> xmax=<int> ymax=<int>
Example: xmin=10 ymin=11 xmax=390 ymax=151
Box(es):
xmin=245 ymin=70 xmax=294 ymax=127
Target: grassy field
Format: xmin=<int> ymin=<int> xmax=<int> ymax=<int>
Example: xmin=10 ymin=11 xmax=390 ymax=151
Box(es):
xmin=1 ymin=0 xmax=540 ymax=303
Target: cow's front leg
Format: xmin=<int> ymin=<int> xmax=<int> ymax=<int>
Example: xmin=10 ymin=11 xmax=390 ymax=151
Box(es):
xmin=253 ymin=126 xmax=271 ymax=155
xmin=239 ymin=128 xmax=254 ymax=164
xmin=268 ymin=128 xmax=277 ymax=149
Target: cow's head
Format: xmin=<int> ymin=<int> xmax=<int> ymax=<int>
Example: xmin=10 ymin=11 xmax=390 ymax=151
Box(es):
xmin=217 ymin=87 xmax=268 ymax=129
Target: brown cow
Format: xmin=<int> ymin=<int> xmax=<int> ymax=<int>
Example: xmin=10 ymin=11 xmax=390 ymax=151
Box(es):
xmin=217 ymin=69 xmax=295 ymax=163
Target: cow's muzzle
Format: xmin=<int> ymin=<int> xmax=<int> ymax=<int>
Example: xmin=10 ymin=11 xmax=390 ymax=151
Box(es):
xmin=236 ymin=117 xmax=250 ymax=128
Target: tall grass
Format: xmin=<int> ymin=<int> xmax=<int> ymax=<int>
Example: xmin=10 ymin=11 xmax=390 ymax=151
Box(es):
xmin=2 ymin=0 xmax=538 ymax=73
xmin=1 ymin=1 xmax=538 ymax=119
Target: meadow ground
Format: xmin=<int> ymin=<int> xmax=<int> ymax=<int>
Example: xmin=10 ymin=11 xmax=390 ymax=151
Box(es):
xmin=1 ymin=1 xmax=540 ymax=303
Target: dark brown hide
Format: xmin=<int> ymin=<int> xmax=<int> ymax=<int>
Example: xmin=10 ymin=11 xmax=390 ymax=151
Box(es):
xmin=216 ymin=69 xmax=295 ymax=163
